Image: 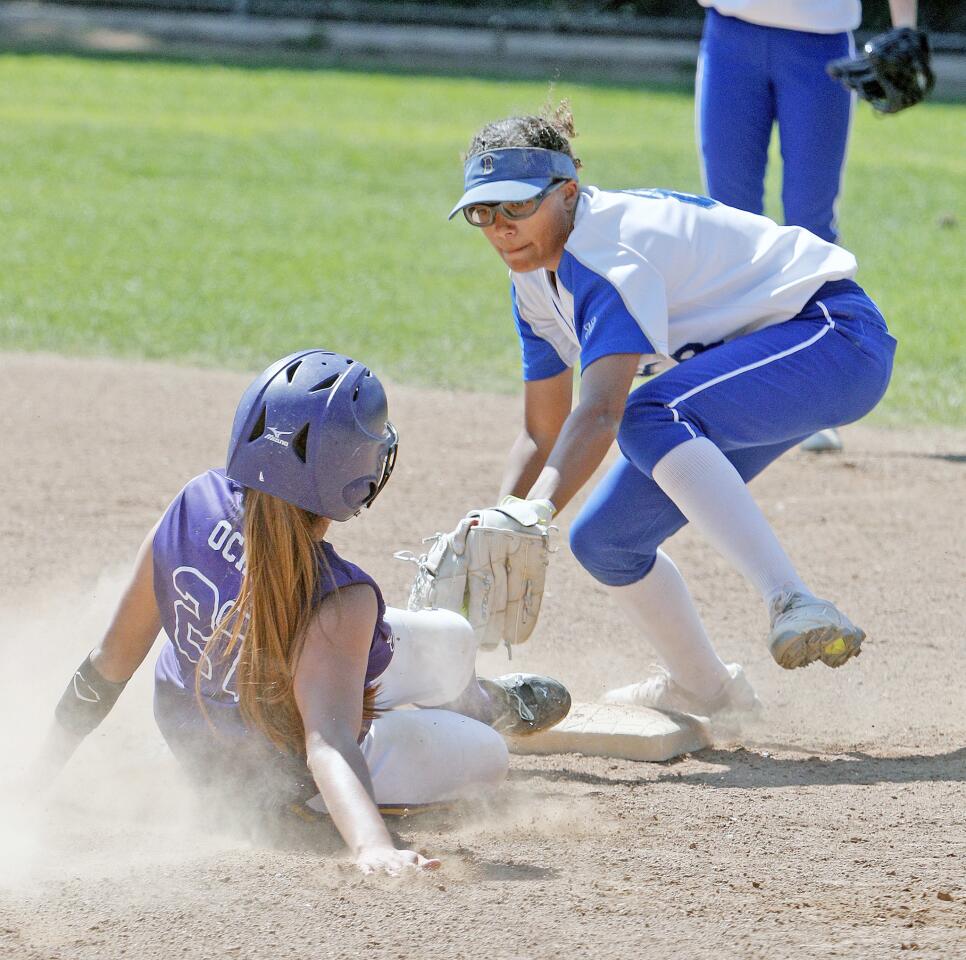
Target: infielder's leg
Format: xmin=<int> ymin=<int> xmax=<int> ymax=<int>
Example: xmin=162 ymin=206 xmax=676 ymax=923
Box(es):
xmin=574 ymin=284 xmax=894 ymax=675
xmin=571 ymin=438 xmax=800 ymax=702
xmin=571 ymin=322 xmax=874 ymax=604
xmin=617 ymin=290 xmax=894 ymax=473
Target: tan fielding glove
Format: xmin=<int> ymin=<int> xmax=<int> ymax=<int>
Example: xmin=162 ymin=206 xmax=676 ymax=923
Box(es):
xmin=396 ymin=497 xmax=555 ymax=654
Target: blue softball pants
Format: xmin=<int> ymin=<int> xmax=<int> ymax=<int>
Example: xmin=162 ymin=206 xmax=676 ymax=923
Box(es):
xmin=569 ymin=280 xmax=896 ymax=587
xmin=696 ymin=9 xmax=853 ymax=242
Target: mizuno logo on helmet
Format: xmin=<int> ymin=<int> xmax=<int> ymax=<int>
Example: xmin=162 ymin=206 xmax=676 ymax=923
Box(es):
xmin=265 ymin=426 xmax=293 ymax=447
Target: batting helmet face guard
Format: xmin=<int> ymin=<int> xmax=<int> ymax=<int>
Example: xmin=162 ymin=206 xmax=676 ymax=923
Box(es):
xmin=226 ymin=350 xmax=398 ymax=521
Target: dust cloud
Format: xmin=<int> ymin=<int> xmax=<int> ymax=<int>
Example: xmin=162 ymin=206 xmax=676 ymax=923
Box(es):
xmin=0 ymin=571 xmax=244 ymax=893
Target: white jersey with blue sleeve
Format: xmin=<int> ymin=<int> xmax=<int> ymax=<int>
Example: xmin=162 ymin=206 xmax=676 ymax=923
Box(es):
xmin=510 ymin=186 xmax=857 ymax=381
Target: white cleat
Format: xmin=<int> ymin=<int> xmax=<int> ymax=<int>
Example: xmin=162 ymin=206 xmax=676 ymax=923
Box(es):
xmin=603 ymin=663 xmax=760 ymax=719
xmin=768 ymin=591 xmax=864 ymax=669
xmin=800 ymin=428 xmax=843 ymax=453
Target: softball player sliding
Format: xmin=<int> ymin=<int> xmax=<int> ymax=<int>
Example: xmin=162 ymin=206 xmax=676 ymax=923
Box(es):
xmin=695 ymin=0 xmax=920 ymax=452
xmin=36 ymin=350 xmax=568 ymax=877
xmin=449 ymin=108 xmax=896 ymax=717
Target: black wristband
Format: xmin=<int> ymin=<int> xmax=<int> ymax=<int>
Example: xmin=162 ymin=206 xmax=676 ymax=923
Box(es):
xmin=54 ymin=654 xmax=128 ymax=737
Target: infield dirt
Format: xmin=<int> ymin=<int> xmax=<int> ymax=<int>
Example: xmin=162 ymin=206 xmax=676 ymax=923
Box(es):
xmin=1 ymin=352 xmax=964 ymax=960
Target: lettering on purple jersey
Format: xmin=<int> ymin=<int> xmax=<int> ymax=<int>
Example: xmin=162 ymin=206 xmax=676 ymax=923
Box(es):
xmin=207 ymin=519 xmax=246 ymax=572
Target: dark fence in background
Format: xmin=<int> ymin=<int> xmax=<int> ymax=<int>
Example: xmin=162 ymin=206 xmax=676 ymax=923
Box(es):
xmin=360 ymin=0 xmax=965 ymax=33
xmin=34 ymin=0 xmax=966 ymax=40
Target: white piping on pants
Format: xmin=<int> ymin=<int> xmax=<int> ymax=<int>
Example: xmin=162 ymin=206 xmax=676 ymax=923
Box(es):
xmin=667 ymin=303 xmax=835 ymax=412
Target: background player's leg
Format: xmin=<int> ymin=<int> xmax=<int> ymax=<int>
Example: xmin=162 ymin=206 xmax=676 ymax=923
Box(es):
xmin=773 ymin=28 xmax=855 ymax=452
xmin=774 ymin=28 xmax=853 ymax=243
xmin=696 ymin=9 xmax=774 ymax=214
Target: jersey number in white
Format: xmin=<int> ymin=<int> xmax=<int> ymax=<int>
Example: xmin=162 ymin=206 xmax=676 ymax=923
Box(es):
xmin=171 ymin=566 xmax=241 ymax=701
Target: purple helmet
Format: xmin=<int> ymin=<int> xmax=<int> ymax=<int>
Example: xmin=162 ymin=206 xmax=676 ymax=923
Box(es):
xmin=226 ymin=350 xmax=398 ymax=521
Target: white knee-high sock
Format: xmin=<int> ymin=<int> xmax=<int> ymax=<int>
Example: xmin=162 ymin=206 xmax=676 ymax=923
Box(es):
xmin=606 ymin=550 xmax=731 ymax=700
xmin=651 ymin=437 xmax=809 ymax=603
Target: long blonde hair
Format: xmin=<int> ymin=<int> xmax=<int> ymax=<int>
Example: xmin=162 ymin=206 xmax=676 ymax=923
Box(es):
xmin=200 ymin=488 xmax=378 ymax=756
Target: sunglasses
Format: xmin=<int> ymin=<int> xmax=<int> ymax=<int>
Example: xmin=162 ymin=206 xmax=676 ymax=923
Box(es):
xmin=463 ymin=179 xmax=569 ymax=228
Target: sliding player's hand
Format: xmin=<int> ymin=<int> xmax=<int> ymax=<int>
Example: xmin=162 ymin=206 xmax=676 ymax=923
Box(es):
xmin=356 ymin=846 xmax=441 ymax=877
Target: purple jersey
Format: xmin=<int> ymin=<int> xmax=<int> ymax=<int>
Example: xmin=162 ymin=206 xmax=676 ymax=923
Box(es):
xmin=152 ymin=469 xmax=393 ymax=754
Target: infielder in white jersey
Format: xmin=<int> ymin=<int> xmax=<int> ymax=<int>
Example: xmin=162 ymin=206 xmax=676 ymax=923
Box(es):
xmin=448 ymin=107 xmax=896 ymax=716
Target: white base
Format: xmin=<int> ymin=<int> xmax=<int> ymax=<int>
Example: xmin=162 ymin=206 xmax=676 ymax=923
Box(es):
xmin=508 ymin=700 xmax=711 ymax=763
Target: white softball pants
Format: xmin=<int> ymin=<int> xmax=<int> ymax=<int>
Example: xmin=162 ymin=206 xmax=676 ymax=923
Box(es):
xmin=307 ymin=608 xmax=509 ymax=812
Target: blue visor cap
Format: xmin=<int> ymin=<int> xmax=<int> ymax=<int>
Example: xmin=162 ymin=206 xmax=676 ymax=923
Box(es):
xmin=448 ymin=147 xmax=578 ymax=220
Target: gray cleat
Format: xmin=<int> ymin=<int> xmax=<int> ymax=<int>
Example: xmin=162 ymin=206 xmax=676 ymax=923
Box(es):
xmin=768 ymin=591 xmax=865 ymax=669
xmin=800 ymin=428 xmax=843 ymax=453
xmin=481 ymin=673 xmax=572 ymax=737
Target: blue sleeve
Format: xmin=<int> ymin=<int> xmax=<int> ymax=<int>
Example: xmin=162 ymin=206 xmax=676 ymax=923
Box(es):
xmin=558 ymin=254 xmax=654 ymax=372
xmin=511 ymin=284 xmax=569 ymax=382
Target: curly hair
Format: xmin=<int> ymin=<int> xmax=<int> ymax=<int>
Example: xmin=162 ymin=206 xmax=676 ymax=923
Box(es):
xmin=465 ymin=100 xmax=582 ymax=170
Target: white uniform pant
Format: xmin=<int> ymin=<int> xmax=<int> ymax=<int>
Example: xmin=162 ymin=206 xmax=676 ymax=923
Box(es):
xmin=307 ymin=608 xmax=509 ymax=812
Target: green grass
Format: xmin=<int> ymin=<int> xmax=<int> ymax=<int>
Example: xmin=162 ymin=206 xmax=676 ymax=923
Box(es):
xmin=1 ymin=54 xmax=963 ymax=424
